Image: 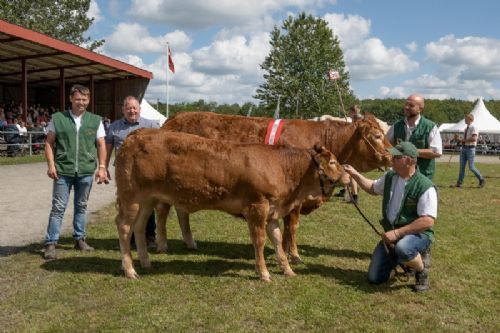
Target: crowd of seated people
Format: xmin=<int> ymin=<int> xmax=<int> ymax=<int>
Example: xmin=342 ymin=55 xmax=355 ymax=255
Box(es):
xmin=443 ymin=133 xmax=500 ymax=155
xmin=1 ymin=101 xmax=55 ymax=156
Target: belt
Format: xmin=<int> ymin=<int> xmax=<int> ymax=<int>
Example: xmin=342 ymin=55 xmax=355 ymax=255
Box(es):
xmin=464 ymin=145 xmax=476 ymax=148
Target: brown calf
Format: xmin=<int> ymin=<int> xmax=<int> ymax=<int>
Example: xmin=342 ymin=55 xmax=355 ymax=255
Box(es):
xmin=159 ymin=112 xmax=392 ymax=263
xmin=115 ymin=129 xmax=347 ymax=281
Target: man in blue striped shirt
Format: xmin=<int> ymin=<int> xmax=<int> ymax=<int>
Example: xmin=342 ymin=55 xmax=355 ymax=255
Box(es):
xmin=105 ymin=96 xmax=160 ymax=248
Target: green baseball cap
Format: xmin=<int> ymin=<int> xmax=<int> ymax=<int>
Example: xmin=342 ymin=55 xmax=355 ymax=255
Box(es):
xmin=388 ymin=141 xmax=419 ymax=158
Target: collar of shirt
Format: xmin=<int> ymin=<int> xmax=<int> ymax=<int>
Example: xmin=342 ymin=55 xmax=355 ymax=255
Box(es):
xmin=122 ymin=118 xmax=140 ymax=126
xmin=404 ymin=114 xmax=421 ymax=129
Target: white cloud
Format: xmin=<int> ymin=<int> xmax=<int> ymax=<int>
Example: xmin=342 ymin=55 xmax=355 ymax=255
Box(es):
xmin=104 ymin=23 xmax=191 ymax=54
xmin=88 ymin=0 xmax=102 ymax=23
xmin=323 ymin=12 xmax=417 ymax=81
xmin=191 ymin=33 xmax=270 ymax=79
xmin=345 ymin=38 xmax=419 ymax=80
xmin=406 ymin=41 xmax=417 ymax=52
xmin=380 ymin=74 xmax=500 ymax=100
xmin=323 ymin=13 xmax=371 ymax=47
xmin=426 ymin=34 xmax=500 ymax=81
xmin=129 ymin=0 xmax=338 ymax=28
xmin=379 ymin=86 xmax=407 ymax=98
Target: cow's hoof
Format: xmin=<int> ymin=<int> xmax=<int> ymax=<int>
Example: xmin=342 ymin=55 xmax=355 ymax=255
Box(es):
xmin=140 ymin=261 xmax=151 ymax=269
xmin=289 ymin=255 xmax=303 ymax=265
xmin=125 ymin=270 xmax=139 ymax=279
xmin=186 ymin=241 xmax=198 ymax=250
xmin=284 ymin=269 xmax=297 ymax=277
xmin=260 ymin=275 xmax=272 ymax=282
xmin=156 ymin=245 xmax=168 ymax=253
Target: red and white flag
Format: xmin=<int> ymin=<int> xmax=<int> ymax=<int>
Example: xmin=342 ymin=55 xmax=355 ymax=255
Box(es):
xmin=327 ymin=69 xmax=340 ymax=80
xmin=168 ymin=46 xmax=175 ymax=74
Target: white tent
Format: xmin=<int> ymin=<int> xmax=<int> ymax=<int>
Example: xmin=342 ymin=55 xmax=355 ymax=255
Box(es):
xmin=440 ymin=97 xmax=500 ymax=146
xmin=140 ymin=99 xmax=167 ymax=126
xmin=441 ymin=98 xmax=500 ymax=134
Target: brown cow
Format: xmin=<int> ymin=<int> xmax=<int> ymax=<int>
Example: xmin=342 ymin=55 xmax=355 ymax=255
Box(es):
xmin=158 ymin=112 xmax=392 ymax=263
xmin=115 ymin=129 xmax=347 ymax=281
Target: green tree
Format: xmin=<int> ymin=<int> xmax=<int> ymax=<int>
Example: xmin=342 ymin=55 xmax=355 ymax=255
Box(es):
xmin=0 ymin=0 xmax=103 ymax=50
xmin=255 ymin=12 xmax=354 ymax=119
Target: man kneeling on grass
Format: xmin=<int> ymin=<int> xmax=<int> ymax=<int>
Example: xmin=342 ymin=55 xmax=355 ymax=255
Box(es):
xmin=343 ymin=141 xmax=436 ymax=292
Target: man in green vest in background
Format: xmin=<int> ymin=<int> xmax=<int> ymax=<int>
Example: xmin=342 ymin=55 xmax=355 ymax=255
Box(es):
xmin=343 ymin=142 xmax=437 ymax=292
xmin=386 ymin=94 xmax=442 ymax=180
xmin=43 ymin=84 xmax=109 ymax=260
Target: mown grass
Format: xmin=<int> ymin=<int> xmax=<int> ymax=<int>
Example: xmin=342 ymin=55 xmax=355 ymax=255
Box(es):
xmin=0 ymin=163 xmax=499 ymax=332
xmin=0 ymin=154 xmax=45 ymax=165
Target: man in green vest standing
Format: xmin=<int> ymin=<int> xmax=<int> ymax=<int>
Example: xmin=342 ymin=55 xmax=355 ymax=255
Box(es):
xmin=386 ymin=94 xmax=442 ymax=180
xmin=43 ymin=84 xmax=109 ymax=260
xmin=343 ymin=142 xmax=437 ymax=292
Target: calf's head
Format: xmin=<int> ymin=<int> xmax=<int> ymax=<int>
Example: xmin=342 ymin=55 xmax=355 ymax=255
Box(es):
xmin=312 ymin=144 xmax=349 ymax=185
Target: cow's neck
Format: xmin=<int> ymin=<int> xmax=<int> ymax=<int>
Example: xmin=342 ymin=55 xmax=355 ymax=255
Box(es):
xmin=323 ymin=123 xmax=357 ymax=164
xmin=282 ymin=154 xmax=325 ymax=209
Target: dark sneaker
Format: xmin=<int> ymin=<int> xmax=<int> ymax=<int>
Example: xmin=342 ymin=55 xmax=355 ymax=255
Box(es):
xmin=479 ymin=179 xmax=485 ymax=188
xmin=451 ymin=183 xmax=461 ymax=188
xmin=44 ymin=244 xmax=57 ymax=260
xmin=333 ymin=188 xmax=346 ymax=198
xmin=74 ymin=239 xmax=94 ymax=251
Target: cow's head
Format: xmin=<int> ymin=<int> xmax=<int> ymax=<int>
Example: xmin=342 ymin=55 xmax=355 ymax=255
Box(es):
xmin=312 ymin=144 xmax=350 ymax=187
xmin=351 ymin=113 xmax=392 ymax=172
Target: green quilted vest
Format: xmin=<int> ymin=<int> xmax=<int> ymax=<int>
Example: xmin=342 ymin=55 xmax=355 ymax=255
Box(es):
xmin=393 ymin=116 xmax=436 ymax=179
xmin=381 ymin=170 xmax=435 ymax=241
xmin=52 ymin=111 xmax=101 ymax=176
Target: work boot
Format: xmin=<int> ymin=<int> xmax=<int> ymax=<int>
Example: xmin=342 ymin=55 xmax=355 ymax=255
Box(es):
xmin=414 ymin=266 xmax=429 ymax=292
xmin=44 ymin=244 xmax=57 ymax=260
xmin=74 ymin=239 xmax=94 ymax=251
xmin=479 ymin=178 xmax=485 ymax=188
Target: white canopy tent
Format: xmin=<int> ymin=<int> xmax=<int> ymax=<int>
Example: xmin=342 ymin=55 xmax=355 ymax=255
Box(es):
xmin=140 ymin=99 xmax=167 ymax=126
xmin=440 ymin=98 xmax=500 ymax=145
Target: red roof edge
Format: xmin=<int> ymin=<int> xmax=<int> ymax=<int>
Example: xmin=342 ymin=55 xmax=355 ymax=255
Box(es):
xmin=0 ymin=19 xmax=153 ymax=80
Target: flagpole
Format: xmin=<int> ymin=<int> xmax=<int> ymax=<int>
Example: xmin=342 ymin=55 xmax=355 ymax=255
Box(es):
xmin=166 ymin=42 xmax=170 ymax=119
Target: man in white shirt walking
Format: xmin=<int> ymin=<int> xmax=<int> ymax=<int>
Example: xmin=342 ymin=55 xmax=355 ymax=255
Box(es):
xmin=454 ymin=113 xmax=485 ymax=188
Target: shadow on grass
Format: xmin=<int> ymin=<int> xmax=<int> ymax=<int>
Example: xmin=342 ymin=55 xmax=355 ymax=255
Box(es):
xmin=298 ymin=244 xmax=372 ymax=260
xmin=7 ymin=237 xmax=407 ymax=293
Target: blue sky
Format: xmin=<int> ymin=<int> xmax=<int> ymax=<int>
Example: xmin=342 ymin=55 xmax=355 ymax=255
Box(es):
xmin=87 ymin=0 xmax=499 ymax=104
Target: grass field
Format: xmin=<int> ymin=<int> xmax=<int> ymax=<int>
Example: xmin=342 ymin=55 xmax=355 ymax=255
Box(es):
xmin=0 ymin=163 xmax=499 ymax=332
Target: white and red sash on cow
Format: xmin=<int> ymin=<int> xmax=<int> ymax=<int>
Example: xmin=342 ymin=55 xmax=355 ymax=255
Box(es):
xmin=264 ymin=119 xmax=285 ymax=145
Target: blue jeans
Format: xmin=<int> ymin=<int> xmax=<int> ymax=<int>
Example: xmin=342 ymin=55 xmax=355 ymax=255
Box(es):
xmin=457 ymin=147 xmax=483 ymax=185
xmin=368 ymin=233 xmax=431 ymax=284
xmin=45 ymin=175 xmax=94 ymax=244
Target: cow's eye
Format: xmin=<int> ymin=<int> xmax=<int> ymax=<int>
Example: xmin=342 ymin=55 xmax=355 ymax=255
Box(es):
xmin=329 ymin=160 xmax=337 ymax=166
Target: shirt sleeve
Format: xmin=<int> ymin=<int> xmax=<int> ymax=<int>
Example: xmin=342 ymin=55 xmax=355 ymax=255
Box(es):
xmin=96 ymin=121 xmax=106 ymax=139
xmin=386 ymin=126 xmax=395 ymax=145
xmin=417 ymin=186 xmax=438 ymax=219
xmin=428 ymin=125 xmax=443 ymax=154
xmin=47 ymin=119 xmax=56 ymax=133
xmin=470 ymin=124 xmax=479 ymax=136
xmin=373 ymin=173 xmax=387 ymax=195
